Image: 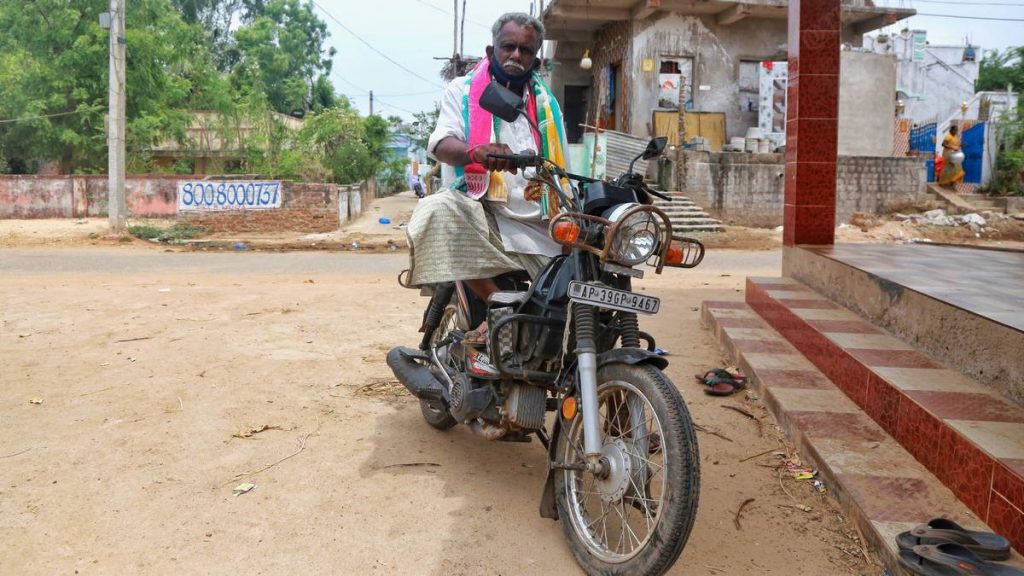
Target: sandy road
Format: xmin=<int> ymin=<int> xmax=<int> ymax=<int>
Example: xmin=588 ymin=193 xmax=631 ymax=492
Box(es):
xmin=1 ymin=248 xmax=880 ymax=575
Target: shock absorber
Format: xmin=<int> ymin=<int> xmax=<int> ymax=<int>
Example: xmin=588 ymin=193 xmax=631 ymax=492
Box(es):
xmin=618 ymin=312 xmax=641 ymax=348
xmin=419 ymin=283 xmax=455 ymax=351
xmin=574 ymin=303 xmax=603 ymax=460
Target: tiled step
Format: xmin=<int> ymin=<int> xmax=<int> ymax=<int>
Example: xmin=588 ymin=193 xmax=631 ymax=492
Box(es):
xmin=702 ymin=300 xmax=1024 ymax=571
xmin=742 ymin=277 xmax=1024 ymax=554
xmin=783 ymin=245 xmax=1024 ymax=405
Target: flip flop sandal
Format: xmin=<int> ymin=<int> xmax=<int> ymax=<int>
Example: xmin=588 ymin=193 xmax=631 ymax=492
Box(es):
xmin=703 ymin=376 xmax=745 ymax=397
xmin=897 ymin=518 xmax=1012 ymax=561
xmin=899 ymin=543 xmax=1024 ymax=576
xmin=695 ymin=368 xmax=747 ymax=385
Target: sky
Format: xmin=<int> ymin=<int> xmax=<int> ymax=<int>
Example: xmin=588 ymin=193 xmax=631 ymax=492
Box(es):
xmin=312 ymin=0 xmax=1024 ymax=121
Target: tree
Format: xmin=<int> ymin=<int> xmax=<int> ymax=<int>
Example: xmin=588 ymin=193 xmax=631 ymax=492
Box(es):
xmin=411 ymin=104 xmax=441 ymax=155
xmin=976 ymin=48 xmax=1024 ymax=196
xmin=231 ymin=0 xmax=336 ymax=116
xmin=0 ymin=0 xmax=221 ymax=174
xmin=977 ymin=48 xmax=1024 ymax=94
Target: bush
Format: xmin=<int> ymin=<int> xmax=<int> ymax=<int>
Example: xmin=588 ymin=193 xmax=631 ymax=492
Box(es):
xmin=128 ymin=222 xmax=209 ymax=242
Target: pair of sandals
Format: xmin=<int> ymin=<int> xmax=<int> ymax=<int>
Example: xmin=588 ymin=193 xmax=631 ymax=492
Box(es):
xmin=897 ymin=518 xmax=1019 ymax=575
xmin=694 ymin=368 xmax=747 ymax=396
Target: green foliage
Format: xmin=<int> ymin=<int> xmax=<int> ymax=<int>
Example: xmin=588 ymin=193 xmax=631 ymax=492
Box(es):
xmin=411 ymin=104 xmax=441 ymax=153
xmin=0 ymin=0 xmax=436 ymax=187
xmin=977 ymin=48 xmax=1024 ymax=93
xmin=128 ymin=221 xmax=209 ymax=241
xmin=982 ymin=111 xmax=1024 ymax=196
xmin=378 ymin=157 xmax=411 ymax=195
xmin=977 ymin=48 xmax=1024 ymax=196
xmin=230 ymin=0 xmax=336 ymax=115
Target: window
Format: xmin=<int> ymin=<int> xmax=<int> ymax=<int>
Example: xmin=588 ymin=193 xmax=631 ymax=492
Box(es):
xmin=658 ymin=57 xmax=693 ymax=110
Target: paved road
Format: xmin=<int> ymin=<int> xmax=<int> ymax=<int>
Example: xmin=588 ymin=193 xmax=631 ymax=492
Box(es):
xmin=0 ymin=248 xmax=781 ymax=276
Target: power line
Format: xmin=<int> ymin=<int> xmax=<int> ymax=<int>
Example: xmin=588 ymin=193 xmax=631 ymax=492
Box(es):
xmin=0 ymin=110 xmax=84 ymax=124
xmin=310 ymin=1 xmax=445 ymax=89
xmin=913 ymin=11 xmax=1024 ymax=20
xmin=905 ymin=0 xmax=1024 ymax=4
xmin=374 ymin=89 xmax=441 ymax=97
xmin=413 ymin=0 xmax=490 ymax=29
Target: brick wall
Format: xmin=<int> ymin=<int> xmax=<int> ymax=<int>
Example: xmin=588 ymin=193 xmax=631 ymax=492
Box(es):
xmin=0 ymin=176 xmax=376 ymax=233
xmin=681 ymin=151 xmax=926 ymax=226
xmin=590 ymin=21 xmax=632 ymax=133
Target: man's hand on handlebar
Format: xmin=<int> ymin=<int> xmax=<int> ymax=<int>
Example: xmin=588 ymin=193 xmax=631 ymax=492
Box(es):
xmin=469 ymin=143 xmax=518 ymax=174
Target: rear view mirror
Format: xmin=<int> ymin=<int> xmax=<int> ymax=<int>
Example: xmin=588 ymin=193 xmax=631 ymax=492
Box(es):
xmin=480 ymin=82 xmax=524 ymax=123
xmin=642 ymin=137 xmax=668 ymax=160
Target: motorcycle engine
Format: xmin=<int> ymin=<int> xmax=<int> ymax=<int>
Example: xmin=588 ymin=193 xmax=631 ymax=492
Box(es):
xmin=501 ymin=383 xmax=547 ymax=430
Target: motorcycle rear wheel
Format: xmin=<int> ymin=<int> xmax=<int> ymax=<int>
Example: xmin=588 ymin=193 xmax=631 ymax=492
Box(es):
xmin=419 ymin=300 xmax=462 ymax=430
xmin=553 ymin=363 xmax=700 ymax=576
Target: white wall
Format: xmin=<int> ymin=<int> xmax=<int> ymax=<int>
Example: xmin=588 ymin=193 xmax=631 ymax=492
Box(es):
xmin=839 ymin=51 xmax=897 ymax=156
xmin=627 ymin=14 xmax=788 ymax=140
xmin=865 ymin=32 xmax=980 ymax=125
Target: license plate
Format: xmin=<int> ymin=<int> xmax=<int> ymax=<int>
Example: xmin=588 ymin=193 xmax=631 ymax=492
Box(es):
xmin=567 ymin=281 xmax=660 ymax=315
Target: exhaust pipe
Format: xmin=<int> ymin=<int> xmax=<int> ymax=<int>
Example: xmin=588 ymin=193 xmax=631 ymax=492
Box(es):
xmin=386 ymin=346 xmax=449 ymax=404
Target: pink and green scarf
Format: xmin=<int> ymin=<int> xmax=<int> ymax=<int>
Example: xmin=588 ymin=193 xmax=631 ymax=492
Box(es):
xmin=456 ymin=59 xmax=569 ymax=216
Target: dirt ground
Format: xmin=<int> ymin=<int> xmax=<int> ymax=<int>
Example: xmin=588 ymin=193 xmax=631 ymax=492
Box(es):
xmin=3 ymin=190 xmax=1021 ymax=253
xmin=0 ymin=244 xmax=883 ymax=575
xmin=2 ymin=194 xmax=1020 ymax=575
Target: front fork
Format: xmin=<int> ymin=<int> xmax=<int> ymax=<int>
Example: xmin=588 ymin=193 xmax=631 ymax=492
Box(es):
xmin=574 ymin=304 xmax=604 ymax=468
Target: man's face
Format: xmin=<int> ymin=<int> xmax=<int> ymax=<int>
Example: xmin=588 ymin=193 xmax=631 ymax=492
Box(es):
xmin=488 ymin=22 xmax=539 ymax=75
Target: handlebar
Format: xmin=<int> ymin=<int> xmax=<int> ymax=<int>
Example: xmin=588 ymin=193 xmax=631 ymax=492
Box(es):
xmin=485 ymin=153 xmax=542 ymax=170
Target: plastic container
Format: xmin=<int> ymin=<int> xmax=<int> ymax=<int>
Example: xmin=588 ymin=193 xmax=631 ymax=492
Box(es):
xmin=925 ymin=159 xmax=935 ymax=182
xmin=378 ymin=217 xmax=391 ymax=225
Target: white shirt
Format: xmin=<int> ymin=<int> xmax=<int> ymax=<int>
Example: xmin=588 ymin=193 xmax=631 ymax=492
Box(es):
xmin=427 ymin=75 xmax=562 ymax=258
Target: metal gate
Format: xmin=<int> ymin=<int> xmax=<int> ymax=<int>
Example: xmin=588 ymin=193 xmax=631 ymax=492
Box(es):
xmin=961 ymin=122 xmax=985 ymax=184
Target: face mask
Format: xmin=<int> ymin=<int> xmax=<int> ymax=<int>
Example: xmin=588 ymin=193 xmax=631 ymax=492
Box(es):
xmin=489 ymin=53 xmax=533 ymax=90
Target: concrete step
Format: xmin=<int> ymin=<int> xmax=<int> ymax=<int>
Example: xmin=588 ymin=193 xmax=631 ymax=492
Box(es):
xmin=740 ymin=276 xmax=1024 ymax=555
xmin=703 ymin=298 xmax=1024 ymax=571
xmin=670 ymin=223 xmax=724 ymax=232
xmin=651 ymin=194 xmax=724 ymax=232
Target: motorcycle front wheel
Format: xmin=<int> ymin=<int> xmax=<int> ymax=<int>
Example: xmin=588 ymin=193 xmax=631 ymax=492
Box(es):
xmin=553 ymin=363 xmax=700 ymax=576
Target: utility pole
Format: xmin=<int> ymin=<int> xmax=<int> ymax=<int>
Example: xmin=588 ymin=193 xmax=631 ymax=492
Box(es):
xmin=107 ymin=0 xmax=126 ymax=232
xmin=369 ymin=90 xmax=374 ymax=116
xmin=452 ymin=0 xmax=459 ymax=55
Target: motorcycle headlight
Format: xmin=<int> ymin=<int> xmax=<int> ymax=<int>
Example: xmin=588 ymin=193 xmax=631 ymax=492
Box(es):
xmin=604 ymin=204 xmax=661 ymax=266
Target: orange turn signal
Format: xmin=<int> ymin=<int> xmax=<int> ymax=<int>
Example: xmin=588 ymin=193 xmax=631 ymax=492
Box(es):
xmin=552 ymin=220 xmax=580 ymax=244
xmin=665 ymin=242 xmax=685 ymax=265
xmin=561 ymin=396 xmax=578 ymax=420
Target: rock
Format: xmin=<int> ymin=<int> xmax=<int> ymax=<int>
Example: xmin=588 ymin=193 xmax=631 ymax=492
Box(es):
xmin=961 ymin=213 xmax=987 ymax=226
xmin=850 ymin=211 xmax=876 ymax=229
xmin=923 ymin=208 xmax=946 ymax=220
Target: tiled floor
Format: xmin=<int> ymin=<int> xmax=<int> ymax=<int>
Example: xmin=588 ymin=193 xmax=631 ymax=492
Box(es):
xmin=702 ymin=300 xmax=1024 ymax=570
xmin=737 ymin=276 xmax=1024 ymax=555
xmin=803 ymin=244 xmax=1024 ymax=332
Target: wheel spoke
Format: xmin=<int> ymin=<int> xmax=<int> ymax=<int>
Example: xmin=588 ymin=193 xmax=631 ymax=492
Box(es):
xmin=562 ymin=377 xmax=681 ymax=564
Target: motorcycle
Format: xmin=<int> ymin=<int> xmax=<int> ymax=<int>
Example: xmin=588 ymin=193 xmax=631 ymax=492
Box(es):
xmin=387 ymin=81 xmax=705 ymax=576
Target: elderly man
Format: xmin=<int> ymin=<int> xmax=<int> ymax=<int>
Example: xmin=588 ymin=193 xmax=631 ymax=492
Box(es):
xmin=406 ymin=12 xmax=569 ymax=343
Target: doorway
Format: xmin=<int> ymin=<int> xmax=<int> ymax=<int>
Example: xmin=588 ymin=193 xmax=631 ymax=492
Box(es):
xmin=563 ymin=85 xmax=590 ymax=144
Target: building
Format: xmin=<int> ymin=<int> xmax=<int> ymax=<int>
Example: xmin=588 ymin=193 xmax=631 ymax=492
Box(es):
xmin=864 ymin=31 xmax=980 ymax=126
xmin=541 ymin=0 xmax=914 ymax=155
xmin=148 ymin=111 xmax=304 ymax=174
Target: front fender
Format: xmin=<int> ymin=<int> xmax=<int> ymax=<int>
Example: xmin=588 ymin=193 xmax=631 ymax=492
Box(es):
xmin=539 ymin=415 xmax=562 ymax=520
xmin=598 ymin=347 xmax=668 ymax=370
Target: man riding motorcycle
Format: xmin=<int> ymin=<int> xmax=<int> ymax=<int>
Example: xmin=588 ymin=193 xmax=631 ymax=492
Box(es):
xmin=406 ymin=12 xmax=569 ymax=345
